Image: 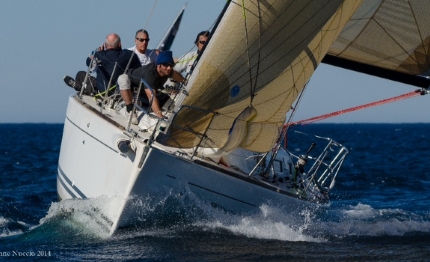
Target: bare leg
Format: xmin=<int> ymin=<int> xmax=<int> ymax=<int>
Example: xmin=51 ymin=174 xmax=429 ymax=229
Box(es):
xmin=118 ymin=74 xmax=133 ymax=106
xmin=121 ymin=89 xmax=133 ymax=105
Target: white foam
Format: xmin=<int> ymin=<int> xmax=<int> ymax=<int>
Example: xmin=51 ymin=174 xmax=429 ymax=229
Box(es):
xmin=311 ymin=203 xmax=430 ymax=237
xmin=39 ymin=195 xmax=125 ymax=239
xmin=34 ymin=194 xmax=430 ymax=241
xmin=193 ymin=204 xmax=326 ymax=242
xmin=0 ymin=216 xmax=24 ymax=238
xmin=0 ymin=216 xmax=9 ymax=227
xmin=0 ymin=229 xmax=23 ymax=238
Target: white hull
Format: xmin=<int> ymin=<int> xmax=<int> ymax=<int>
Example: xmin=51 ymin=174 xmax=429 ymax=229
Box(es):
xmin=58 ymin=95 xmax=331 ymax=235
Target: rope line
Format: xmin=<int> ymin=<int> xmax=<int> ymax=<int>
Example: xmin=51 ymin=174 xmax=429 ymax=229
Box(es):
xmin=176 ymin=54 xmax=198 ymax=65
xmin=143 ymin=0 xmax=158 ymax=30
xmin=286 ymin=90 xmax=424 ymax=127
xmin=240 ymin=0 xmax=261 ymax=105
xmin=241 ymin=0 xmax=253 ymax=104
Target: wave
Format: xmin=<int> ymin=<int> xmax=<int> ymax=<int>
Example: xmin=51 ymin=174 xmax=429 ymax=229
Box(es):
xmin=0 ymin=216 xmax=32 ymax=238
xmin=2 ymin=193 xmax=429 ymax=244
xmin=306 ymin=203 xmax=430 ymax=238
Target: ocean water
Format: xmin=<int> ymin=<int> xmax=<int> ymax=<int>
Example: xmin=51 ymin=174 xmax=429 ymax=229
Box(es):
xmin=0 ymin=123 xmax=429 ymax=261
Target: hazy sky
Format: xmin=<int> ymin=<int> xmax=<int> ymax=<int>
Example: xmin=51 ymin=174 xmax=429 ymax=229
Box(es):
xmin=0 ymin=0 xmax=428 ymax=123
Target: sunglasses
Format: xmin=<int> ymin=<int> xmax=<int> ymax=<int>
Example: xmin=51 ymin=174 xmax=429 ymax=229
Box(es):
xmin=136 ymin=38 xmax=150 ymax=42
xmin=198 ymin=40 xmax=206 ymax=45
xmin=161 ymin=63 xmax=174 ymax=68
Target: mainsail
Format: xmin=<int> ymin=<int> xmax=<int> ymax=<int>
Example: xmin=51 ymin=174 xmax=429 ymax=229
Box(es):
xmin=323 ymin=0 xmax=430 ymax=88
xmin=162 ymin=0 xmax=362 ymax=152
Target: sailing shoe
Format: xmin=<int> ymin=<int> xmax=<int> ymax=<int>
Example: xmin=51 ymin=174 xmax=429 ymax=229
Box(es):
xmin=126 ymin=111 xmax=139 ymax=125
xmin=63 ymin=76 xmax=75 ymax=88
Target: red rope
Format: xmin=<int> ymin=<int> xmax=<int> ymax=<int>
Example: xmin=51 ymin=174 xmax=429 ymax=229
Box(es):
xmin=286 ymin=90 xmax=424 ymax=127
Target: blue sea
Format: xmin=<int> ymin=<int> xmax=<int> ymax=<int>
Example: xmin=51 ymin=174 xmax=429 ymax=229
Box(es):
xmin=0 ymin=123 xmax=429 ymax=261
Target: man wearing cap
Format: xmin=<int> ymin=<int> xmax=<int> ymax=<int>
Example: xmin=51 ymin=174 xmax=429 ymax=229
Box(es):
xmin=118 ymin=51 xmax=185 ymax=121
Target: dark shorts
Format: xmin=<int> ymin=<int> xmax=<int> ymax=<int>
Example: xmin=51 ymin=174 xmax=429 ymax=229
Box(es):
xmin=75 ymin=71 xmax=97 ymax=95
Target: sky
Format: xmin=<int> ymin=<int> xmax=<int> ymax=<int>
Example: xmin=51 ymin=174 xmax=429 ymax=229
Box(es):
xmin=0 ymin=0 xmax=428 ymax=124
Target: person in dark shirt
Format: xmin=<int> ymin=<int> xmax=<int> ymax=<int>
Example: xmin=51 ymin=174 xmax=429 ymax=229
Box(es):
xmin=89 ymin=33 xmax=141 ymax=93
xmin=63 ymin=33 xmax=141 ymax=96
xmin=118 ymin=51 xmax=185 ymax=119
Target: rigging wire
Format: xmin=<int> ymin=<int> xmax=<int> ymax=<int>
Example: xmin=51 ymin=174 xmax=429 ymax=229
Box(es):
xmin=285 ymin=80 xmax=310 ymax=128
xmin=268 ymin=81 xmax=309 ymax=158
xmin=103 ymin=62 xmax=117 ymax=103
xmin=281 ymin=88 xmax=427 ymax=149
xmin=262 ymin=78 xmax=311 ymax=177
xmin=240 ymin=0 xmax=261 ymax=105
xmin=143 ymin=0 xmax=158 ymax=31
xmin=286 ymin=89 xmax=426 ymax=127
xmin=79 ymin=48 xmax=98 ymax=98
xmin=264 ymin=78 xmax=311 ymax=150
xmin=185 ymin=5 xmax=225 ymax=79
xmin=251 ymin=1 xmax=262 ymax=103
xmin=124 ymin=0 xmax=159 ymax=73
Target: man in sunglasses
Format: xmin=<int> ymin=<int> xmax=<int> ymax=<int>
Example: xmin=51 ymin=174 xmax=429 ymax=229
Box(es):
xmin=118 ymin=51 xmax=185 ymax=121
xmin=174 ymin=30 xmax=210 ymax=75
xmin=128 ymin=29 xmax=160 ymax=66
xmin=162 ymin=31 xmax=210 ymax=94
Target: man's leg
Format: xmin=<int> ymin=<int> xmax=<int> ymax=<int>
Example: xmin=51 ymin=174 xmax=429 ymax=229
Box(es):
xmin=118 ymin=74 xmax=133 ymax=111
xmin=118 ymin=74 xmax=138 ymax=124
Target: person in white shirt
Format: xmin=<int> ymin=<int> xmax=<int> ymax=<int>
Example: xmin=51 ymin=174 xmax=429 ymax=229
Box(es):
xmin=174 ymin=30 xmax=210 ymax=75
xmin=163 ymin=31 xmax=210 ymax=92
xmin=128 ymin=29 xmax=160 ymax=66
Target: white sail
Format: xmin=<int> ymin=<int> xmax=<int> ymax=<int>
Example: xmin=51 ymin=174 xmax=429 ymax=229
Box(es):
xmin=162 ymin=0 xmax=362 ymax=152
xmin=324 ymin=0 xmax=430 ymax=87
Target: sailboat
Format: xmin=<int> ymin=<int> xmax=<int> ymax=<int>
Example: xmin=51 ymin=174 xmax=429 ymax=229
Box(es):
xmin=57 ymin=0 xmax=430 ymax=235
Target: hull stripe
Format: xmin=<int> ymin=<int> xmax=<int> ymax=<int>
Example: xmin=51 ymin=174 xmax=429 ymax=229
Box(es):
xmin=57 ymin=165 xmax=87 ymax=199
xmin=57 ymin=172 xmax=77 ymax=198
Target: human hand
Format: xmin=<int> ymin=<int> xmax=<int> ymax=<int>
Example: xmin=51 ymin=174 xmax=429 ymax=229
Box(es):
xmin=97 ymin=44 xmax=105 ymax=51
